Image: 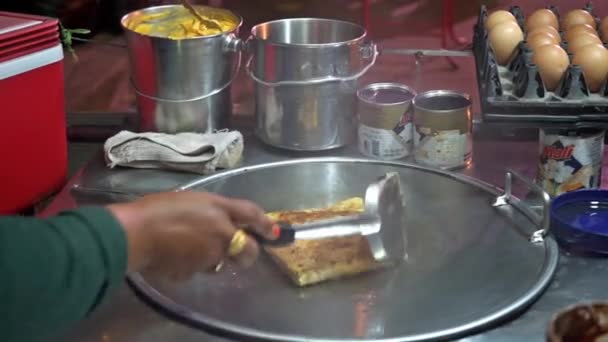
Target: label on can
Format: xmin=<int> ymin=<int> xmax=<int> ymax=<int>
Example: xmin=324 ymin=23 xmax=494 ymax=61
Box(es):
xmin=537 ymin=129 xmax=604 ymax=197
xmin=357 ymin=83 xmax=415 ymax=160
xmin=358 ymin=122 xmax=412 ymax=159
xmin=413 ymin=126 xmax=472 ymax=169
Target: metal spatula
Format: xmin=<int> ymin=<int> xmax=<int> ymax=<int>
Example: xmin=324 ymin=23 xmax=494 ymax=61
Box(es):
xmin=255 ymin=172 xmax=408 ymax=264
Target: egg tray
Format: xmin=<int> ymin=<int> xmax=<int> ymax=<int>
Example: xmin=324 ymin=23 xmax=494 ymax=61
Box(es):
xmin=473 ymin=4 xmax=608 ymax=129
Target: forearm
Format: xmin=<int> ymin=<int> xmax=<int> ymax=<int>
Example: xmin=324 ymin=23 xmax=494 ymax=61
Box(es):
xmin=0 ymin=207 xmax=127 ymax=341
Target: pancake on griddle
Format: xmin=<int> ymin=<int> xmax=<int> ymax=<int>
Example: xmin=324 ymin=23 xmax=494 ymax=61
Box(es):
xmin=265 ymin=198 xmax=382 ymax=287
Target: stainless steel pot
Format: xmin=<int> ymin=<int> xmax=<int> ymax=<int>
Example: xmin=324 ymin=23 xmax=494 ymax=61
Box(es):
xmin=121 ymin=5 xmax=242 ymax=133
xmin=247 ymin=18 xmax=378 ymax=151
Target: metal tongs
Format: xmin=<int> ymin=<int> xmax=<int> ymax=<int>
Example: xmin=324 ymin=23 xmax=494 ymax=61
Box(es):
xmin=255 ymin=172 xmax=408 ymax=264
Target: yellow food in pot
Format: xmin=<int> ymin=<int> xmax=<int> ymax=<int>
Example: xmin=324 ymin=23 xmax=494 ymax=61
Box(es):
xmin=125 ymin=6 xmax=238 ymax=39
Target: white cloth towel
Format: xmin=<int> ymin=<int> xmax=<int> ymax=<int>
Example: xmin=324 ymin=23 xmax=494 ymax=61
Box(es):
xmin=104 ymin=130 xmax=244 ymax=174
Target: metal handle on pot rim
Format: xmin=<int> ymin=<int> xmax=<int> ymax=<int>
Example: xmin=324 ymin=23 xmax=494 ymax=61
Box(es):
xmin=131 ymin=34 xmax=242 ymax=103
xmin=245 ymin=41 xmax=379 ymax=87
xmin=492 ymin=169 xmax=551 ymax=243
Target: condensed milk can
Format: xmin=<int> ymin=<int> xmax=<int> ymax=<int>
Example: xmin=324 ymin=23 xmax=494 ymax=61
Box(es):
xmin=412 ymin=90 xmax=473 ymax=169
xmin=537 ymin=128 xmax=605 ymax=197
xmin=357 ymin=83 xmax=416 ymax=160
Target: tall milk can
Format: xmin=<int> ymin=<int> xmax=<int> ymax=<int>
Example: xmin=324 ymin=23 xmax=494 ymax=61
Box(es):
xmin=248 ymin=18 xmax=377 ymax=150
xmin=121 ymin=5 xmax=242 ymax=133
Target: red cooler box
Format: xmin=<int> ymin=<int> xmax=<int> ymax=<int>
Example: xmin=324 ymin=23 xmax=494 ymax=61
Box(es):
xmin=0 ymin=12 xmax=67 ymax=214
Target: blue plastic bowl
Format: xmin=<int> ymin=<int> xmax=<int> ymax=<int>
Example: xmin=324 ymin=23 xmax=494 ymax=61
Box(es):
xmin=551 ymin=190 xmax=608 ymax=255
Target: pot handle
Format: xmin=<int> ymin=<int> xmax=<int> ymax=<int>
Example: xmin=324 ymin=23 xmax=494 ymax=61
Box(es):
xmin=131 ymin=34 xmax=243 ymax=103
xmin=491 ymin=169 xmax=551 ymax=243
xmin=245 ymin=41 xmax=379 ymax=87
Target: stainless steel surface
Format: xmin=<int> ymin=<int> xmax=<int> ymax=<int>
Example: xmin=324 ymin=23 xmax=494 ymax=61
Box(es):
xmin=381 ymin=48 xmax=474 ymax=57
xmin=52 ymin=122 xmax=608 ymax=342
xmin=125 ymin=157 xmax=557 ymax=341
xmin=121 ymin=5 xmax=242 ymax=133
xmin=492 ymin=169 xmax=552 ymax=243
xmin=249 ymin=18 xmax=376 ymax=150
xmin=71 ymin=183 xmax=143 ymax=198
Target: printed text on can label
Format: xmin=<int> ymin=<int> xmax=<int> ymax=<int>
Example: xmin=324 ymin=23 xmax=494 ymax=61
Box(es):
xmin=414 ymin=127 xmax=472 ymax=168
xmin=537 ymin=131 xmax=604 ymax=196
xmin=358 ymin=123 xmax=412 ymax=159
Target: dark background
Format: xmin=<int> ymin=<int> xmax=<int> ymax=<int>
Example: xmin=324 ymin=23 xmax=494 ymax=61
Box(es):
xmin=2 ymin=0 xmax=496 ymax=35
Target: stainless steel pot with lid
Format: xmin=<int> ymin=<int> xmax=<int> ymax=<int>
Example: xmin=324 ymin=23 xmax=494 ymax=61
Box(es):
xmin=128 ymin=158 xmax=558 ymax=342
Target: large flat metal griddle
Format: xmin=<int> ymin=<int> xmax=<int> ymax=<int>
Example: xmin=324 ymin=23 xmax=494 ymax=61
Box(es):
xmin=128 ymin=158 xmax=559 ymax=342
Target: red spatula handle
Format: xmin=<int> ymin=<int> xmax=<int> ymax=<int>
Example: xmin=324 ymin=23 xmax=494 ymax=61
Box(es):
xmin=251 ymin=222 xmax=295 ymax=247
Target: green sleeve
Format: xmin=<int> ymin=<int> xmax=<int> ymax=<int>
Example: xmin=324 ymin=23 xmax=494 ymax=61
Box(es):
xmin=0 ymin=206 xmax=128 ymax=342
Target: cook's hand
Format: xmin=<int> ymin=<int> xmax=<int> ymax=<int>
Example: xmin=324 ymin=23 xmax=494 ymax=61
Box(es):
xmin=107 ymin=191 xmax=275 ymax=279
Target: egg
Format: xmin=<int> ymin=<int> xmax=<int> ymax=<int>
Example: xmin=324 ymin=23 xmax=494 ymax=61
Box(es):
xmin=486 ymin=10 xmax=517 ymax=32
xmin=525 ymin=8 xmax=559 ymax=31
xmin=567 ymin=32 xmax=602 ymax=54
xmin=526 ymin=26 xmax=562 ymax=43
xmin=564 ymin=24 xmax=598 ymax=42
xmin=532 ymin=44 xmax=570 ymax=91
xmin=528 ymin=28 xmax=561 ymax=43
xmin=527 ymin=31 xmax=560 ymax=51
xmin=572 ymin=44 xmax=608 ymax=92
xmin=489 ymin=21 xmax=524 ymax=65
xmin=601 ymin=17 xmax=608 ymax=42
xmin=562 ymin=9 xmax=596 ymax=30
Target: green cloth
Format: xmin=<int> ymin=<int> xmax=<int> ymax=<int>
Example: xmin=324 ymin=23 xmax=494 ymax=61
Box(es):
xmin=0 ymin=207 xmax=128 ymax=342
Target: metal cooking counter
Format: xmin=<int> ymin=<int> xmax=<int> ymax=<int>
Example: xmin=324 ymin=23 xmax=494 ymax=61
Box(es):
xmin=51 ymin=120 xmax=608 ymax=342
